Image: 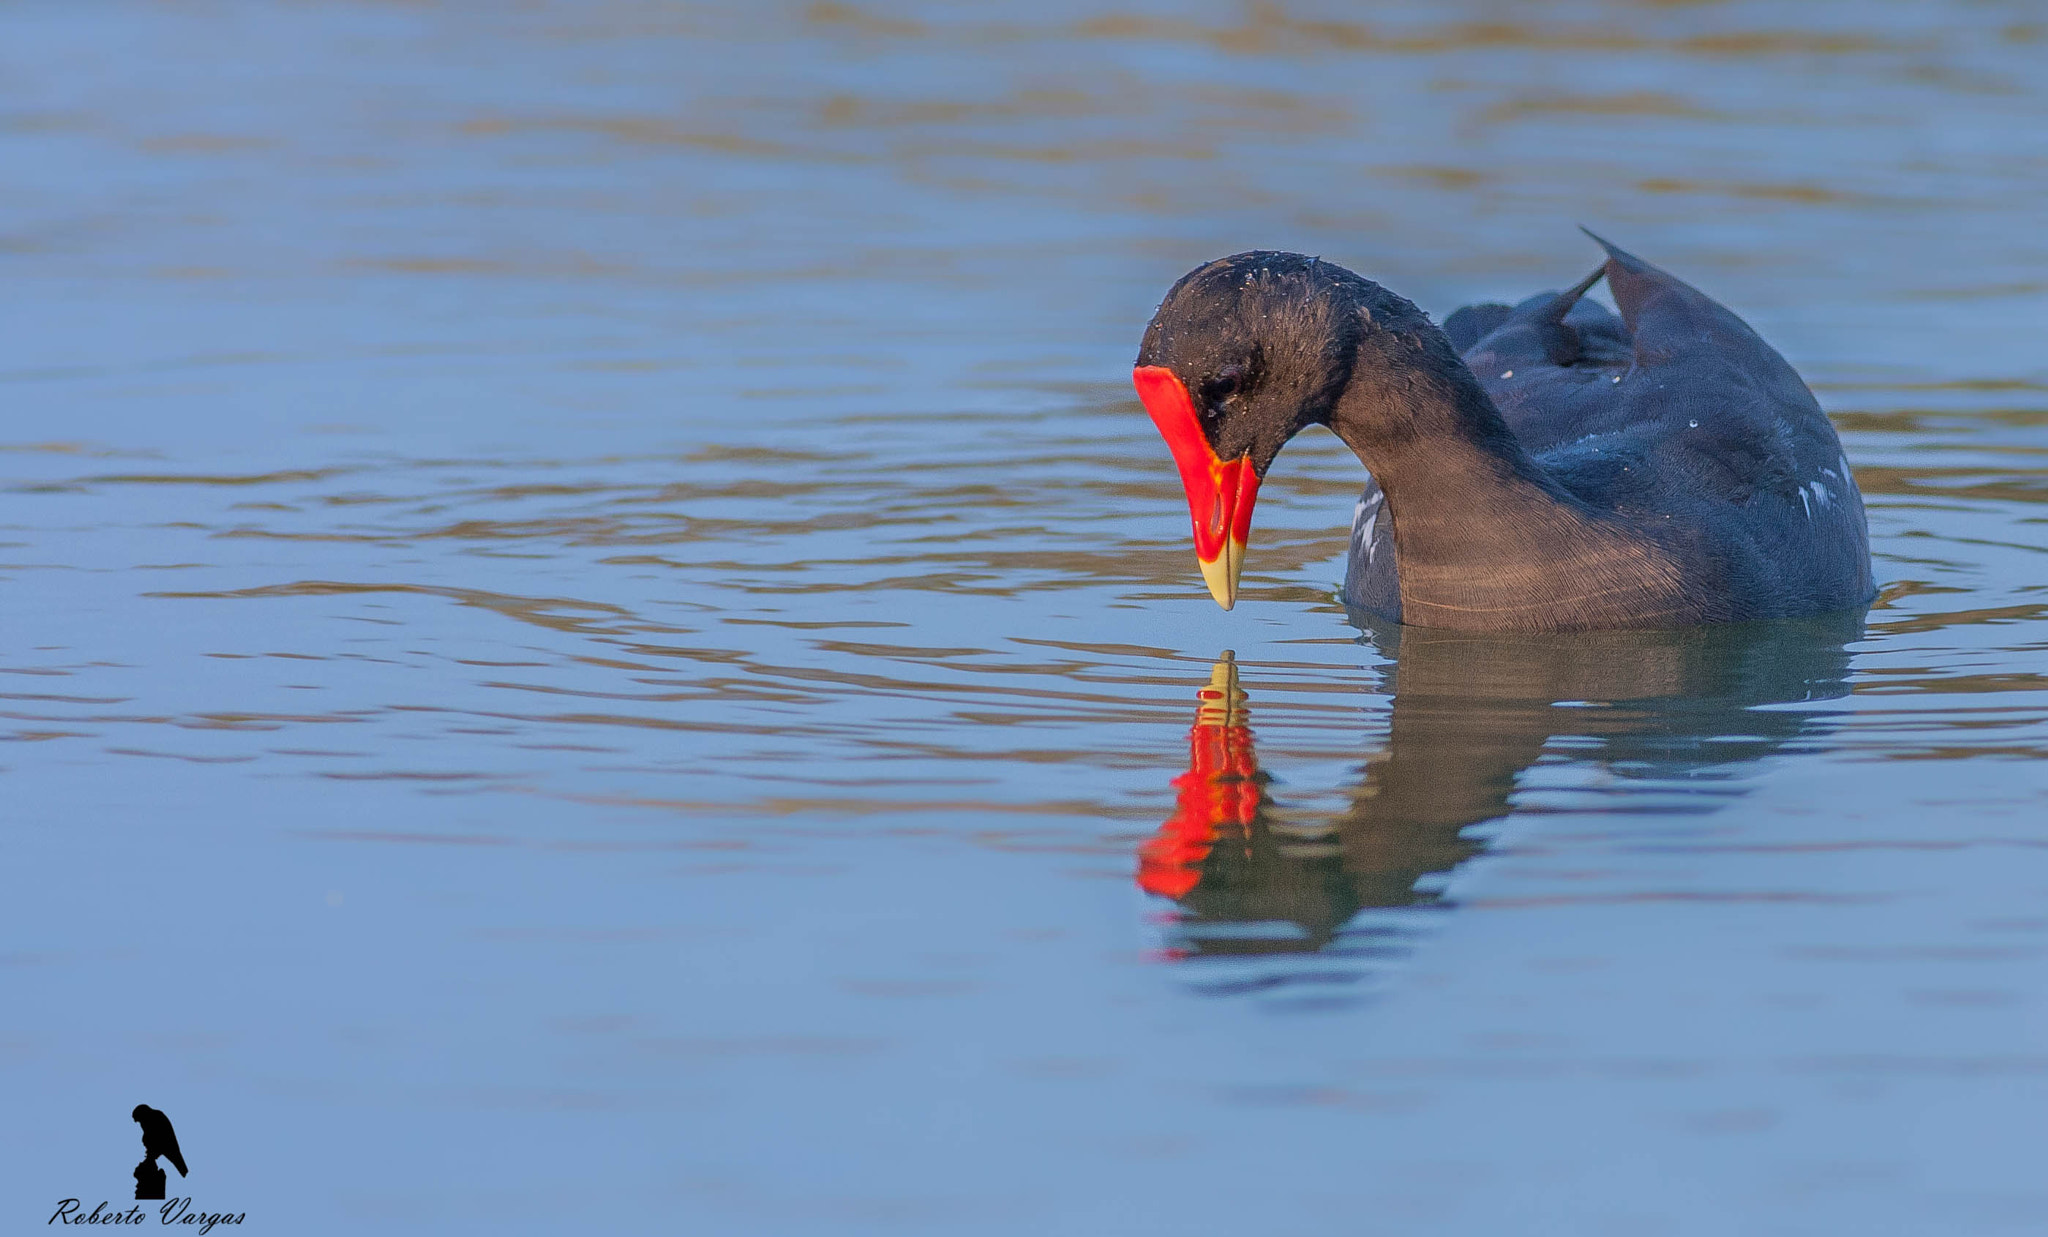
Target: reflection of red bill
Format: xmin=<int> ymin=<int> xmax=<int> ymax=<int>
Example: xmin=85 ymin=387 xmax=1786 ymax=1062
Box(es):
xmin=1133 ymin=365 xmax=1261 ymax=610
xmin=1138 ymin=661 xmax=1258 ymax=900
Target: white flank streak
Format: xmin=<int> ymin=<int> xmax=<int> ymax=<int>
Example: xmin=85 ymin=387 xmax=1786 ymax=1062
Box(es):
xmin=1353 ymin=493 xmax=1383 ymax=562
xmin=1799 ymin=490 xmax=1813 ymax=522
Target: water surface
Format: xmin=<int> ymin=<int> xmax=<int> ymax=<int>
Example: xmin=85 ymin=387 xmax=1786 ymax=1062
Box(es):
xmin=4 ymin=2 xmax=2046 ymax=1232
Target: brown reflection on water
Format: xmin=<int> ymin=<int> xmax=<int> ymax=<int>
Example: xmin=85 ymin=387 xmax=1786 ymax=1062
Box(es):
xmin=1064 ymin=8 xmax=1889 ymax=56
xmin=1142 ymin=616 xmax=1863 ymax=962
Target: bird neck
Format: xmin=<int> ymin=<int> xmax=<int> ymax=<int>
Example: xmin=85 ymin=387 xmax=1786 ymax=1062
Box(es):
xmin=1326 ymin=334 xmax=1684 ymax=629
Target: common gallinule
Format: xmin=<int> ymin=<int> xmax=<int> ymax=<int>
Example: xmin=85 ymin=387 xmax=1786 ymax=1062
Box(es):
xmin=1133 ymin=235 xmax=1874 ymax=630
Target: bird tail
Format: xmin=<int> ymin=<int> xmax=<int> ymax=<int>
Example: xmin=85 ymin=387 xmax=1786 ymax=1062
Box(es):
xmin=168 ymin=1150 xmax=188 ymax=1176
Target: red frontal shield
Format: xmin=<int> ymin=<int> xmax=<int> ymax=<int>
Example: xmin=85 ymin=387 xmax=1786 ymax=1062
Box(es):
xmin=1132 ymin=365 xmax=1259 ymax=609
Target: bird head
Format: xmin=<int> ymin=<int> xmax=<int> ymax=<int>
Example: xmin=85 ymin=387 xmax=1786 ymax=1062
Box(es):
xmin=1133 ymin=252 xmax=1362 ymax=608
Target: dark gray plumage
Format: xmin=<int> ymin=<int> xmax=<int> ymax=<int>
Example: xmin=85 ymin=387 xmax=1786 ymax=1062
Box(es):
xmin=1137 ymin=235 xmax=1874 ymax=631
xmin=132 ymin=1105 xmax=187 ymax=1177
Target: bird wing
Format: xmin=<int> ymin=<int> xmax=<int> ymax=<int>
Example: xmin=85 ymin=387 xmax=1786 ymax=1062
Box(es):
xmin=1578 ymin=231 xmax=1835 ymax=504
xmin=1455 ymin=233 xmax=1838 ymax=484
xmin=161 ymin=1122 xmax=188 ymax=1177
xmin=1576 ymin=232 xmax=1873 ymax=609
xmin=1456 ymin=262 xmax=1635 ymax=454
xmin=141 ymin=1108 xmax=189 ymax=1176
xmin=1587 ymin=230 xmax=1784 ymax=371
xmin=1441 ymin=302 xmax=1511 ymax=353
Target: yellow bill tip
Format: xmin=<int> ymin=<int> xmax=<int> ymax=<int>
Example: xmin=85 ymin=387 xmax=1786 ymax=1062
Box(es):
xmin=1197 ymin=535 xmax=1248 ymax=610
xmin=1195 ymin=655 xmax=1247 ymax=727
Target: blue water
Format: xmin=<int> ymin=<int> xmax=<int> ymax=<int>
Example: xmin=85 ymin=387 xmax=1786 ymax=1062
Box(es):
xmin=4 ymin=2 xmax=2046 ymax=1232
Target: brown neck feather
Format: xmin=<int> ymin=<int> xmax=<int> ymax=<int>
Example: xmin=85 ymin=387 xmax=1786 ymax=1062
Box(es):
xmin=1328 ymin=336 xmax=1693 ymax=631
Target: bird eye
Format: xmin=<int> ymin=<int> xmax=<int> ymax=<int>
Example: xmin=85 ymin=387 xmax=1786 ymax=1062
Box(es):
xmin=1206 ymin=364 xmax=1248 ymax=403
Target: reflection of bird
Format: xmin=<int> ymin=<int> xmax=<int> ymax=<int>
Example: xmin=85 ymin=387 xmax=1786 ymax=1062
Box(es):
xmin=1132 ymin=234 xmax=1874 ymax=627
xmin=132 ymin=1105 xmax=187 ymax=1177
xmin=1142 ymin=616 xmax=1859 ymax=958
xmin=1138 ymin=655 xmax=1260 ymax=904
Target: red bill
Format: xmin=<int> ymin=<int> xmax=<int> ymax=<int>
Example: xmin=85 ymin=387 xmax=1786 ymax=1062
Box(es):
xmin=1133 ymin=365 xmax=1260 ymax=609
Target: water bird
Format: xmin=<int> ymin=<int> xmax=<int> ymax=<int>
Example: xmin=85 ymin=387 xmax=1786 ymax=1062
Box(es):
xmin=1133 ymin=234 xmax=1874 ymax=630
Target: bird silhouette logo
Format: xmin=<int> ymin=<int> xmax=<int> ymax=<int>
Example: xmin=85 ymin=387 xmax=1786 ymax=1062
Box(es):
xmin=130 ymin=1105 xmax=188 ymax=1201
